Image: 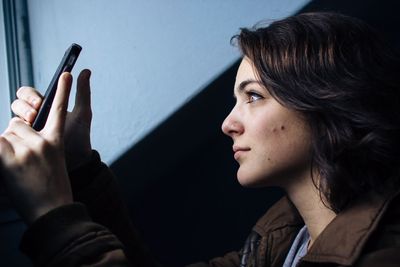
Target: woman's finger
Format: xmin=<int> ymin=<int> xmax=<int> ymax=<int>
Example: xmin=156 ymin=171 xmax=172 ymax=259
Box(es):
xmin=42 ymin=72 xmax=72 ymax=141
xmin=1 ymin=131 xmax=27 ymax=161
xmin=0 ymin=136 xmax=15 ymax=165
xmin=73 ymin=69 xmax=92 ymax=116
xmin=7 ymin=118 xmax=43 ymax=147
xmin=16 ymin=86 xmax=43 ymax=110
xmin=11 ymin=99 xmax=38 ymax=123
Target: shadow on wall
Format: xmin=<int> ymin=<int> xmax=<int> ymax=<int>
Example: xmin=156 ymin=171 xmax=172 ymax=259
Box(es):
xmin=109 ymin=0 xmax=400 ymax=266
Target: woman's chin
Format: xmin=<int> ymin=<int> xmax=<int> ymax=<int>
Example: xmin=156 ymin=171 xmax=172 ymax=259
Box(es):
xmin=236 ymin=170 xmax=267 ymax=188
xmin=236 ymin=167 xmax=282 ymax=188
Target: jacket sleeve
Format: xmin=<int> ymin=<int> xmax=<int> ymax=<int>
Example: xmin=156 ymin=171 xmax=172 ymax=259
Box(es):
xmin=20 ymin=151 xmax=159 ymax=267
xmin=67 ymin=151 xmax=158 ymax=266
xmin=19 ymin=150 xmax=242 ymax=267
xmin=20 ymin=203 xmax=131 ymax=267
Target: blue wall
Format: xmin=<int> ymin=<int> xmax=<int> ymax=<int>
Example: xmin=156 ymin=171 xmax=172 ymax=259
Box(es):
xmin=27 ymin=0 xmax=309 ymax=164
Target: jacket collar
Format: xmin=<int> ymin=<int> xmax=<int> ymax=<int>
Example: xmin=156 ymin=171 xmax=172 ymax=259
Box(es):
xmin=303 ymin=189 xmax=399 ymax=265
xmin=253 ymin=189 xmax=399 ymax=266
xmin=252 ymin=196 xmax=303 ymax=236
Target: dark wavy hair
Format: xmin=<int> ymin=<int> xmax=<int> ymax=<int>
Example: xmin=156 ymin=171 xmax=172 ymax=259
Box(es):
xmin=233 ymin=12 xmax=400 ymax=212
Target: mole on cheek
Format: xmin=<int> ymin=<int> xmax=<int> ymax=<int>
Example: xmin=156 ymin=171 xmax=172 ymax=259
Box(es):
xmin=280 ymin=125 xmax=285 ymax=130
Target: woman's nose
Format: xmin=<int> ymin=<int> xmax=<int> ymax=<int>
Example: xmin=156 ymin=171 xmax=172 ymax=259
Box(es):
xmin=221 ymin=110 xmax=244 ymax=137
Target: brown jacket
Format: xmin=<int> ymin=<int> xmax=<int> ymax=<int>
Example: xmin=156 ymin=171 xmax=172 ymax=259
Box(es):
xmin=20 ymin=152 xmax=400 ymax=266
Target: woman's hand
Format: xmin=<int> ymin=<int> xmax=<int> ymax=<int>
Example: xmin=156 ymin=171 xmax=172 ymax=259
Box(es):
xmin=0 ymin=73 xmax=73 ymax=224
xmin=11 ymin=69 xmax=92 ymax=171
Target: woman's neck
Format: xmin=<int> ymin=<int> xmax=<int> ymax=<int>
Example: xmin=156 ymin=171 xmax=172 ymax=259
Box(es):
xmin=285 ymin=173 xmax=336 ymax=248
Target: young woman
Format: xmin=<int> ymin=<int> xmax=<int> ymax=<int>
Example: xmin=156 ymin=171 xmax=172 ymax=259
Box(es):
xmin=1 ymin=12 xmax=400 ymax=267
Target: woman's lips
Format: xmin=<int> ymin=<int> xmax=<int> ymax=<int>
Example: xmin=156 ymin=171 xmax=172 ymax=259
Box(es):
xmin=233 ymin=146 xmax=251 ymax=160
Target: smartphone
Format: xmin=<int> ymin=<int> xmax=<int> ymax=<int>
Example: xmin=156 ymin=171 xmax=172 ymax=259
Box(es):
xmin=32 ymin=43 xmax=82 ymax=131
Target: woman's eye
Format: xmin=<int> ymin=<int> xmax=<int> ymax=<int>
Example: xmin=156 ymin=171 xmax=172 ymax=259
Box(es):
xmin=246 ymin=92 xmax=263 ymax=103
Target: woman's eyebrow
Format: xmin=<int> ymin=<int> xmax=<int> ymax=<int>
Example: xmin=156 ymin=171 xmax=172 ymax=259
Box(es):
xmin=238 ymin=79 xmax=263 ymax=91
xmin=233 ymin=79 xmax=262 ymax=98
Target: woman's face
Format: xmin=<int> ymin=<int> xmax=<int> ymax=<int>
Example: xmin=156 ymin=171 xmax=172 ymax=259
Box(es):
xmin=222 ymin=57 xmax=312 ymax=188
